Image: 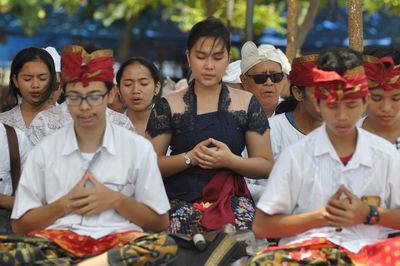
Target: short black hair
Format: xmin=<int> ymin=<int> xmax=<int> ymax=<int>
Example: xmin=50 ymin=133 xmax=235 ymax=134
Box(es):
xmin=187 ymin=17 xmax=231 ymax=53
xmin=364 ymin=45 xmax=400 ymax=65
xmin=317 ymin=47 xmax=363 ymax=75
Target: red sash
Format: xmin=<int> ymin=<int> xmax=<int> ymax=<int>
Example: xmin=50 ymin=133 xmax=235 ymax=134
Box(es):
xmin=29 ymin=229 xmax=147 ymax=257
xmin=195 ymin=171 xmax=252 ymax=230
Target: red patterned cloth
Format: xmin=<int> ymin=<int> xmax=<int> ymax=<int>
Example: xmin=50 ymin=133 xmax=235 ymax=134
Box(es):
xmin=364 ymin=55 xmax=400 ymax=91
xmin=28 ymin=229 xmax=147 ymax=257
xmin=289 ymin=54 xmax=319 ymax=87
xmin=61 ymin=45 xmax=114 ymax=87
xmin=195 ymin=171 xmax=252 ymax=230
xmin=313 ymin=66 xmax=369 ymax=105
xmin=258 ymin=236 xmax=400 ymax=265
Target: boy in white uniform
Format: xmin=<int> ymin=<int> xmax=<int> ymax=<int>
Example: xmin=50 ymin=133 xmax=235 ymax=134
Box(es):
xmin=360 ymin=50 xmax=400 ymax=152
xmin=269 ymin=54 xmax=322 ymax=159
xmin=249 ymin=48 xmax=400 ymax=265
xmin=1 ymin=45 xmax=177 ymax=265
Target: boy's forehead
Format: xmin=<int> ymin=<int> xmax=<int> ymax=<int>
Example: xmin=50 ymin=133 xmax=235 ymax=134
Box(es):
xmin=65 ymin=81 xmax=107 ymax=93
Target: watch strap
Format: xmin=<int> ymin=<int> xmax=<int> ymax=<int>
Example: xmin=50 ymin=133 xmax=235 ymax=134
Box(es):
xmin=364 ymin=205 xmax=380 ymax=225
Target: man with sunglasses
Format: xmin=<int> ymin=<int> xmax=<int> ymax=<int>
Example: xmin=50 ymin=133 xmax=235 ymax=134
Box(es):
xmin=240 ymin=41 xmax=291 ymax=118
xmin=239 ymin=41 xmax=291 ymax=202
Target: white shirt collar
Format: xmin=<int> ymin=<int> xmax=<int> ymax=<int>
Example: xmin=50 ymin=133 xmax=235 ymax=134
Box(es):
xmin=314 ymin=124 xmax=372 ymax=168
xmin=61 ymin=118 xmax=117 ymax=156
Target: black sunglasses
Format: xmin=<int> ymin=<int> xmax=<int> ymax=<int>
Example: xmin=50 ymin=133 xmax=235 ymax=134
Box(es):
xmin=246 ymin=72 xmax=284 ymax=84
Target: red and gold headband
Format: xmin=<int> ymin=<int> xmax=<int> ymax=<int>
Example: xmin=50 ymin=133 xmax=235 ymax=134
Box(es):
xmin=61 ymin=45 xmax=114 ymax=87
xmin=363 ymin=55 xmax=400 ymax=91
xmin=313 ymin=66 xmax=369 ymax=105
xmin=289 ymin=54 xmax=319 ymax=87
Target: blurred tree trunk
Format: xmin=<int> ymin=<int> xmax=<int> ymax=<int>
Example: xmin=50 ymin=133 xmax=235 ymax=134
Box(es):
xmin=245 ymin=0 xmax=254 ymax=41
xmin=348 ymin=0 xmax=363 ymax=52
xmin=296 ymin=0 xmax=319 ymax=52
xmin=286 ymin=0 xmax=299 ymax=62
xmin=117 ymin=16 xmax=137 ymax=62
xmin=204 ymin=0 xmax=218 ymax=17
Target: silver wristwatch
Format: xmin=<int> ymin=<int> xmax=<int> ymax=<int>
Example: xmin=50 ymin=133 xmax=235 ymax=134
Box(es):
xmin=184 ymin=152 xmax=192 ymax=166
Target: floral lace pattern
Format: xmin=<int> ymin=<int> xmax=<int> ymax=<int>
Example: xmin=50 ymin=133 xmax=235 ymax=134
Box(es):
xmin=29 ymin=103 xmax=135 ymax=145
xmin=147 ymin=82 xmax=269 ymax=202
xmin=0 ymin=105 xmax=28 ymax=135
xmin=147 ymin=82 xmax=269 ymax=151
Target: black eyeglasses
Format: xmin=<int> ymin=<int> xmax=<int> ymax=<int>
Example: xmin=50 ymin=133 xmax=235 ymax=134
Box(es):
xmin=246 ymin=72 xmax=284 ymax=84
xmin=65 ymin=92 xmax=109 ymax=106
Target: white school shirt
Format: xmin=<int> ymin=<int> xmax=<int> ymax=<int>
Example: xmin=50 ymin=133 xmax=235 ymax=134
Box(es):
xmin=269 ymin=113 xmax=305 ymax=160
xmin=246 ymin=112 xmax=305 ymax=202
xmin=0 ymin=123 xmax=31 ymax=195
xmin=28 ymin=102 xmax=135 ymax=145
xmin=356 ymin=116 xmax=400 ymax=236
xmin=257 ymin=125 xmax=400 ymax=253
xmin=12 ymin=120 xmax=169 ymax=239
xmin=357 ymin=116 xmax=400 ymax=152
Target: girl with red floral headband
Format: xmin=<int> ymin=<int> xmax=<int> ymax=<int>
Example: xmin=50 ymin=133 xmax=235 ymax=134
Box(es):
xmin=248 ymin=47 xmax=400 ymax=265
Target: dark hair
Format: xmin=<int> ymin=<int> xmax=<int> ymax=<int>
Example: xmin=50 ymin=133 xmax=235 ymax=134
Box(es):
xmin=9 ymin=47 xmax=56 ymax=107
xmin=317 ymin=47 xmax=363 ymax=75
xmin=364 ymin=45 xmax=400 ymax=65
xmin=275 ymin=86 xmax=306 ymax=114
xmin=116 ymin=57 xmax=161 ymax=86
xmin=187 ymin=17 xmax=231 ymax=53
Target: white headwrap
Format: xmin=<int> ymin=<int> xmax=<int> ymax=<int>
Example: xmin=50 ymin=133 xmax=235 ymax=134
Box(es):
xmin=240 ymin=41 xmax=291 ymax=75
xmin=223 ymin=60 xmax=242 ymax=84
xmin=43 ymin=46 xmax=61 ymax=72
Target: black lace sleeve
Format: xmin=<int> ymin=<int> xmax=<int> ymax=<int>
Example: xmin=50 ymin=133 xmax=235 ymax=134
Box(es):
xmin=247 ymin=95 xmax=270 ymax=134
xmin=146 ymin=97 xmax=172 ymax=138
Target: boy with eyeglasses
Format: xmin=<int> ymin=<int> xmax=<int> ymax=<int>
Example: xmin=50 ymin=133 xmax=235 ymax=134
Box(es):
xmin=1 ymin=45 xmax=177 ymax=265
xmin=240 ymin=41 xmax=291 ymax=118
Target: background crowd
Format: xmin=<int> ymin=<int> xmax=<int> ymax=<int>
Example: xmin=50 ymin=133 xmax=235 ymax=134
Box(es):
xmin=0 ymin=16 xmax=399 ymax=266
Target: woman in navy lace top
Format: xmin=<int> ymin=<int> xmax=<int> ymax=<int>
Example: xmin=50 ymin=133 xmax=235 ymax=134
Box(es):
xmin=146 ymin=17 xmax=274 ymax=235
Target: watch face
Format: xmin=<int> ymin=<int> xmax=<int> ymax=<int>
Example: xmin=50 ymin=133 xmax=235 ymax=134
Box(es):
xmin=184 ymin=153 xmax=191 ymax=165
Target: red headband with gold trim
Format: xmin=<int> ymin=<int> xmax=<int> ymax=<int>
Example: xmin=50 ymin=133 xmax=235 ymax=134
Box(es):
xmin=61 ymin=45 xmax=114 ymax=87
xmin=363 ymin=55 xmax=400 ymax=91
xmin=313 ymin=66 xmax=369 ymax=104
xmin=289 ymin=54 xmax=319 ymax=87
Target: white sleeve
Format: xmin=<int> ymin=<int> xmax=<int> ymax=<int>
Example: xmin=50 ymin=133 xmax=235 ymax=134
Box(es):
xmin=15 ymin=128 xmax=31 ymax=169
xmin=270 ymin=126 xmax=282 ymax=160
xmin=256 ymin=147 xmax=301 ymax=215
xmin=387 ymin=153 xmax=400 ymax=209
xmin=133 ymin=140 xmax=170 ymax=215
xmin=11 ymin=145 xmax=46 ymax=219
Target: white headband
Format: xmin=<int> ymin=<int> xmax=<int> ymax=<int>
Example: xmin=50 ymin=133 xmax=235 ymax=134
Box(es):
xmin=43 ymin=46 xmax=61 ymax=73
xmin=223 ymin=60 xmax=242 ymax=84
xmin=240 ymin=41 xmax=291 ymax=75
